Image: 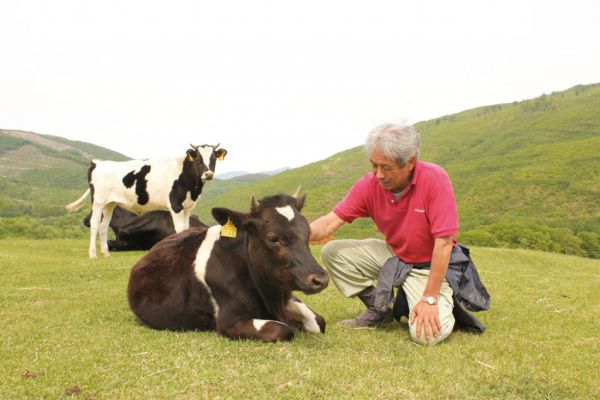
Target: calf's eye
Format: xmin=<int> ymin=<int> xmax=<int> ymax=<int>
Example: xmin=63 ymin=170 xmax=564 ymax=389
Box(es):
xmin=268 ymin=234 xmax=280 ymax=244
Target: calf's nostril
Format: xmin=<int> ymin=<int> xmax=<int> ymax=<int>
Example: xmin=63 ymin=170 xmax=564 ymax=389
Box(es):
xmin=311 ymin=274 xmax=329 ymax=289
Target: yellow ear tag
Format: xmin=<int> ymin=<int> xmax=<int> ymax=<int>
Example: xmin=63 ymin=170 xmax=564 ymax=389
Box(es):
xmin=187 ymin=154 xmax=194 ymax=162
xmin=221 ymin=218 xmax=237 ymax=238
xmin=218 ymin=153 xmax=225 ymax=161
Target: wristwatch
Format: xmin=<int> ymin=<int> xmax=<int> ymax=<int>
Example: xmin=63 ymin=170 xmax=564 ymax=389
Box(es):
xmin=421 ymin=295 xmax=438 ymax=305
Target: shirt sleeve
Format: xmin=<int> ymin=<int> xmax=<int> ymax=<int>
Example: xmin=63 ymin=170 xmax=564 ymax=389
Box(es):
xmin=427 ymin=175 xmax=459 ymax=238
xmin=333 ymin=174 xmax=370 ymax=223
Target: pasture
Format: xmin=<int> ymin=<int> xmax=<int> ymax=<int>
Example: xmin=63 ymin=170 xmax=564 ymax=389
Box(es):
xmin=1 ymin=239 xmax=599 ymax=399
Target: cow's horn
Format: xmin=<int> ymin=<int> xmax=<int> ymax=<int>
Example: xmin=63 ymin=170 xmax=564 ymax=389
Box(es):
xmin=190 ymin=144 xmax=198 ymax=150
xmin=250 ymin=194 xmax=260 ymax=211
xmin=214 ymin=142 xmax=220 ymax=149
xmin=292 ymin=185 xmax=303 ymax=200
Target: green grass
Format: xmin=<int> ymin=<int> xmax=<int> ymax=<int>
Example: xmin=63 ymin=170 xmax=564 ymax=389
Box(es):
xmin=1 ymin=240 xmax=599 ymax=399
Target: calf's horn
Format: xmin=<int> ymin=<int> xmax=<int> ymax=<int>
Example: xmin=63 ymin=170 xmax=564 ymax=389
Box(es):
xmin=250 ymin=194 xmax=260 ymax=211
xmin=292 ymin=185 xmax=303 ymax=200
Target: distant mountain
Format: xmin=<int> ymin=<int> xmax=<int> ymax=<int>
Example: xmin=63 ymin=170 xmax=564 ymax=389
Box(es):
xmin=217 ymin=167 xmax=289 ymax=180
xmin=216 ymin=170 xmax=250 ymax=180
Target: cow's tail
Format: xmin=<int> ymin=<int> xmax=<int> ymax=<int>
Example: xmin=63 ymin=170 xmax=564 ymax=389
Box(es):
xmin=65 ymin=189 xmax=91 ymax=212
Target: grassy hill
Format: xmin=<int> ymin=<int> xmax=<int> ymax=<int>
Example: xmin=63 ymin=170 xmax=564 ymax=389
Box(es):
xmin=1 ymin=83 xmax=599 ymax=258
xmin=192 ymin=83 xmax=600 ymax=258
xmin=2 ymin=240 xmax=599 ymax=398
xmin=0 ymin=130 xmax=130 ymax=237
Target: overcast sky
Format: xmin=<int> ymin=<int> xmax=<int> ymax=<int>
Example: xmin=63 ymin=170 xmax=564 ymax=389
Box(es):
xmin=1 ymin=1 xmax=599 ymax=174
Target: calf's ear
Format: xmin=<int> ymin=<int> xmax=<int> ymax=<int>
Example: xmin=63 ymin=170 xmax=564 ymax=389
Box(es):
xmin=186 ymin=149 xmax=196 ymax=162
xmin=212 ymin=208 xmax=252 ymax=230
xmin=295 ymin=194 xmax=307 ymax=211
xmin=215 ymin=148 xmax=227 ymax=161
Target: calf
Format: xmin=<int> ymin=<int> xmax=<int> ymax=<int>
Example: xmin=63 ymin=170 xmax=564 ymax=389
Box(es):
xmin=66 ymin=144 xmax=226 ymax=258
xmin=83 ymin=206 xmax=207 ymax=251
xmin=127 ymin=187 xmax=329 ymax=342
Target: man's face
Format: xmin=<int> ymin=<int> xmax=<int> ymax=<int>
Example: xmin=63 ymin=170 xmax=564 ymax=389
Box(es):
xmin=369 ymin=150 xmax=416 ymax=193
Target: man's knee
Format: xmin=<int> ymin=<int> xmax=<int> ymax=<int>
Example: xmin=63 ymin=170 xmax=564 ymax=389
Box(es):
xmin=409 ymin=315 xmax=455 ymax=346
xmin=320 ymin=240 xmax=348 ymax=266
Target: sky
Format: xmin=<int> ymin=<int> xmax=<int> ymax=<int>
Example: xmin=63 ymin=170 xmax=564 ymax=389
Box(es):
xmin=1 ymin=1 xmax=599 ymax=174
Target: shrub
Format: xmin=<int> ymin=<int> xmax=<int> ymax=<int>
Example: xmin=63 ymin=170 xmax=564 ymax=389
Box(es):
xmin=578 ymin=231 xmax=600 ymax=259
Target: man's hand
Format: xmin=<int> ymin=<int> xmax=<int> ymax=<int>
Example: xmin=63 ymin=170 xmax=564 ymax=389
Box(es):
xmin=410 ymin=300 xmax=442 ymax=340
xmin=309 ymin=211 xmax=345 ymax=242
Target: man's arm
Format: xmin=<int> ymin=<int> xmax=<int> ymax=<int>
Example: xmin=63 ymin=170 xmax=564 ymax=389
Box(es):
xmin=410 ymin=235 xmax=453 ymax=340
xmin=309 ymin=211 xmax=345 ymax=242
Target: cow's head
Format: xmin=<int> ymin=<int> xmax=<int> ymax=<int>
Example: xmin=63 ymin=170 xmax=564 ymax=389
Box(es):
xmin=186 ymin=144 xmax=228 ymax=182
xmin=211 ymin=186 xmax=329 ymax=295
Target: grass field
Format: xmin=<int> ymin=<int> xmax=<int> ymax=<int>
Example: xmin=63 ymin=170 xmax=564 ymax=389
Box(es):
xmin=1 ymin=240 xmax=599 ymax=399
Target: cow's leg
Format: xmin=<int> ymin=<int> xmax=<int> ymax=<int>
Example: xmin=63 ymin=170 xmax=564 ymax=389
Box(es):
xmin=218 ymin=317 xmax=294 ymax=342
xmin=88 ymin=204 xmax=104 ymax=259
xmin=285 ymin=296 xmax=326 ymax=334
xmin=170 ymin=209 xmax=186 ymax=233
xmin=183 ymin=209 xmax=192 ymax=230
xmin=99 ymin=203 xmax=116 ymax=257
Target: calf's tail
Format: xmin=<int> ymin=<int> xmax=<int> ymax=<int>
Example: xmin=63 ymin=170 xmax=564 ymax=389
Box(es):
xmin=65 ymin=189 xmax=91 ymax=212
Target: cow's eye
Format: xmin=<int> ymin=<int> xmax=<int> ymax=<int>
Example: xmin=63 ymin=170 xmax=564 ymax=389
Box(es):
xmin=267 ymin=234 xmax=280 ymax=244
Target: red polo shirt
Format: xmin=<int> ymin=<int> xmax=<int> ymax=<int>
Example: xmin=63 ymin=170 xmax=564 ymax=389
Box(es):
xmin=333 ymin=161 xmax=458 ymax=263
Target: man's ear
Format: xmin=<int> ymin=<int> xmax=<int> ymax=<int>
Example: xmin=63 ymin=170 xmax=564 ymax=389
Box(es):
xmin=215 ymin=148 xmax=227 ymax=161
xmin=295 ymin=194 xmax=307 ymax=211
xmin=212 ymin=207 xmax=251 ymax=230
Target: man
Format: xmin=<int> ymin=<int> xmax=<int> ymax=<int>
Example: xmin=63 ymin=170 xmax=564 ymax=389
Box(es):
xmin=310 ymin=122 xmax=461 ymax=345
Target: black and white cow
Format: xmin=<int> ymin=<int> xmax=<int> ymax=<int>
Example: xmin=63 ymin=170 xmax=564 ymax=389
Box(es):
xmin=66 ymin=144 xmax=226 ymax=258
xmin=127 ymin=188 xmax=329 ymax=342
xmin=83 ymin=206 xmax=207 ymax=251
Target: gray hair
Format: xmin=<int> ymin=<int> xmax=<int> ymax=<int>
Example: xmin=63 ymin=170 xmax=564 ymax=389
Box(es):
xmin=365 ymin=122 xmax=420 ymax=167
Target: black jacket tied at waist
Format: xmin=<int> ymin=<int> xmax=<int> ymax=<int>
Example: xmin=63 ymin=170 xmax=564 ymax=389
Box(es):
xmin=373 ymin=244 xmax=491 ymax=333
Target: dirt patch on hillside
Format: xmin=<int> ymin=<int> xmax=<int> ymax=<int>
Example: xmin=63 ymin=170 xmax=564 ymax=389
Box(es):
xmin=1 ymin=129 xmax=94 ymax=159
xmin=0 ymin=144 xmax=83 ymax=177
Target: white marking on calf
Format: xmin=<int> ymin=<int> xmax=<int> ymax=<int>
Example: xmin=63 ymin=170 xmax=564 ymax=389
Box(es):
xmin=286 ymin=300 xmax=321 ymax=333
xmin=252 ymin=319 xmax=287 ymax=332
xmin=198 ymin=145 xmax=215 ymax=180
xmin=193 ymin=225 xmax=222 ymax=319
xmin=276 ymin=206 xmax=295 ymax=221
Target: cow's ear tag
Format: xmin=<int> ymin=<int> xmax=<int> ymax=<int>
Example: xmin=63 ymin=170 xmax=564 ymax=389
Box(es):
xmin=187 ymin=154 xmax=194 ymax=162
xmin=218 ymin=153 xmax=225 ymax=161
xmin=221 ymin=218 xmax=237 ymax=238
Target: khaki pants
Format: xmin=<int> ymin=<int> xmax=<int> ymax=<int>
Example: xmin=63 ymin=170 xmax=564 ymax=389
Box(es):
xmin=321 ymin=238 xmax=455 ymax=345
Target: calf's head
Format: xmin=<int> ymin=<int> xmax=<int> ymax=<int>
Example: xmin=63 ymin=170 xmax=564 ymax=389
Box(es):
xmin=186 ymin=144 xmax=228 ymax=182
xmin=212 ymin=187 xmax=329 ymax=294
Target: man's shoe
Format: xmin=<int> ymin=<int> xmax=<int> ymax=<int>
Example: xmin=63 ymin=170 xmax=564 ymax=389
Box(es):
xmin=338 ymin=286 xmax=394 ymax=329
xmin=338 ymin=308 xmax=394 ymax=329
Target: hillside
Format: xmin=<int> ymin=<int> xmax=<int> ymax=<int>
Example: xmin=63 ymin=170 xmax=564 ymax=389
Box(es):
xmin=1 ymin=83 xmax=599 ymax=258
xmin=192 ymin=83 xmax=600 ymax=258
xmin=0 ymin=130 xmax=130 ymax=237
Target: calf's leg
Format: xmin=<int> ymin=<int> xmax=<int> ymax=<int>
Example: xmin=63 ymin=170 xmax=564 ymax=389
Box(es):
xmin=220 ymin=318 xmax=294 ymax=342
xmin=170 ymin=210 xmax=187 ymax=233
xmin=183 ymin=209 xmax=192 ymax=230
xmin=99 ymin=204 xmax=116 ymax=257
xmin=88 ymin=204 xmax=104 ymax=259
xmin=285 ymin=297 xmax=326 ymax=334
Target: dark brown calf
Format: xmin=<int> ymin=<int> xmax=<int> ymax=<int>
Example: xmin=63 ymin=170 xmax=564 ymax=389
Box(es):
xmin=127 ymin=188 xmax=329 ymax=342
